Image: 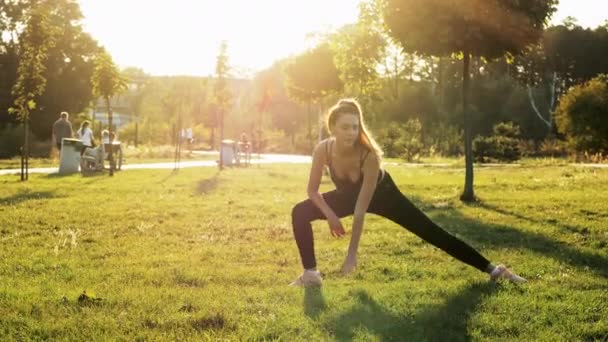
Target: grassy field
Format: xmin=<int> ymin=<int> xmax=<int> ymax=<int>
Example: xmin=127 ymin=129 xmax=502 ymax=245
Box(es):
xmin=1 ymin=163 xmax=607 ymax=341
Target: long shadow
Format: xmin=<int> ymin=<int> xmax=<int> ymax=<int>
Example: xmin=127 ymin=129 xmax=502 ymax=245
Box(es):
xmin=402 ymin=195 xmax=608 ymax=278
xmin=476 ymin=201 xmax=594 ymax=236
xmin=416 ymin=283 xmax=495 ymax=341
xmin=195 ymin=172 xmax=220 ymax=195
xmin=159 ymin=169 xmax=180 ymax=183
xmin=325 ymin=285 xmax=494 ymax=341
xmin=41 ymin=172 xmax=68 ymax=179
xmin=304 ymin=287 xmax=327 ymax=319
xmin=0 ymin=190 xmax=59 ymax=206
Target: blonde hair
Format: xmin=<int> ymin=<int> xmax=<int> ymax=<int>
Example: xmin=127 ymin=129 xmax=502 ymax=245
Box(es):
xmin=326 ymin=98 xmax=383 ymax=160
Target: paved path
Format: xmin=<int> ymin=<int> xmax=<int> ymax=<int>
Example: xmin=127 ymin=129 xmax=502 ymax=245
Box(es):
xmin=0 ymin=153 xmax=312 ymax=176
xmin=1 ymin=153 xmax=606 ymax=176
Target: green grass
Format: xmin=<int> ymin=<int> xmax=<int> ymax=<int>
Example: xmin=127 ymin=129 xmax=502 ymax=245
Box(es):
xmin=1 ymin=164 xmax=607 ymax=341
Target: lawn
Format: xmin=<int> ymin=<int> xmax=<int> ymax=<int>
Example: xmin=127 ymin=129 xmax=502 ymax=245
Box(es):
xmin=0 ymin=163 xmax=606 ymax=341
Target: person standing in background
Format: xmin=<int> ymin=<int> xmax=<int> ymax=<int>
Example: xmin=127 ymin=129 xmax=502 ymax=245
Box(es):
xmin=52 ymin=112 xmax=73 ymax=154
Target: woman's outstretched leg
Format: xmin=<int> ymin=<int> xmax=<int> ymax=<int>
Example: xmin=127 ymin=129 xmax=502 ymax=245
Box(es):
xmin=370 ymin=173 xmax=525 ymax=282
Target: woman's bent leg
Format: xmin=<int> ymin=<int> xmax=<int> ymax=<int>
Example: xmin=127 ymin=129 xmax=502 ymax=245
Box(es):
xmin=292 ymin=190 xmax=355 ymax=269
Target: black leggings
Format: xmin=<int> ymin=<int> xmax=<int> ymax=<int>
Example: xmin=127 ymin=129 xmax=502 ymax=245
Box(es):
xmin=291 ymin=172 xmax=491 ymax=272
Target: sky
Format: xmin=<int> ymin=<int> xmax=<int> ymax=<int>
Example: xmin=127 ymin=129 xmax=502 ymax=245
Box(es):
xmin=79 ymin=0 xmax=608 ymax=77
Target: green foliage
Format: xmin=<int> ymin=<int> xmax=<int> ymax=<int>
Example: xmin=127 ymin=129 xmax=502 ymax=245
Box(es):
xmin=382 ymin=0 xmax=557 ymax=200
xmin=538 ymin=139 xmax=569 ymax=157
xmin=31 ymin=0 xmax=100 ymax=140
xmin=376 ymin=119 xmax=423 ymax=161
xmin=283 ymin=43 xmax=343 ymax=103
xmin=382 ymin=0 xmax=558 ymax=59
xmin=91 ymin=51 xmax=126 ymax=101
xmin=214 ymin=41 xmax=232 ymax=112
xmin=329 ymin=2 xmax=386 ymax=100
xmin=0 ymin=124 xmax=53 ymax=159
xmin=1 ymin=0 xmax=101 ymax=139
xmin=424 ymin=122 xmax=464 ymax=156
xmin=474 ymin=122 xmax=522 ymax=162
xmin=0 ymin=124 xmax=25 ymax=158
xmin=10 ymin=3 xmax=55 ymax=121
xmin=555 ymin=75 xmax=608 ymax=154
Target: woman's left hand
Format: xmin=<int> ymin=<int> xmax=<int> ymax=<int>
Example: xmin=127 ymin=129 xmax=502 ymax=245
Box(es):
xmin=341 ymin=257 xmax=357 ymax=274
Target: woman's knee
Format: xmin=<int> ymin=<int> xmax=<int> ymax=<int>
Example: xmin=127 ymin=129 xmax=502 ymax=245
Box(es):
xmin=291 ymin=201 xmax=310 ymax=225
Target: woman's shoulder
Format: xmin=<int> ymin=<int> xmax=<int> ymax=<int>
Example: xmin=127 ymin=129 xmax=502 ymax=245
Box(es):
xmin=314 ymin=138 xmax=333 ymax=152
xmin=312 ymin=138 xmax=333 ymax=161
xmin=319 ymin=137 xmax=334 ymax=147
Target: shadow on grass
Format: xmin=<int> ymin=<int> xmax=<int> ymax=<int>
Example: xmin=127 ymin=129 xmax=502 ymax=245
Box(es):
xmin=475 ymin=201 xmax=596 ymax=235
xmin=196 ymin=172 xmax=220 ymax=195
xmin=0 ymin=190 xmax=59 ymax=206
xmin=402 ymin=194 xmax=608 ymax=278
xmin=325 ymin=284 xmax=494 ymax=341
xmin=41 ymin=172 xmax=68 ymax=179
xmin=304 ymin=286 xmax=327 ymax=319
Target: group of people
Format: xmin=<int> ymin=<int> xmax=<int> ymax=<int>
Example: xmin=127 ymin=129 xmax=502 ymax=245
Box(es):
xmin=51 ymin=111 xmax=117 ymax=169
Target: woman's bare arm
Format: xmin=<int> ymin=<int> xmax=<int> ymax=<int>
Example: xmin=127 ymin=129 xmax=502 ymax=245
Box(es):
xmin=343 ymin=152 xmax=380 ymax=271
xmin=307 ymin=140 xmax=345 ymax=237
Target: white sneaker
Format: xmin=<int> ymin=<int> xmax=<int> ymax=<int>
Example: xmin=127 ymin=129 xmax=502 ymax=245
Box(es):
xmin=490 ymin=264 xmax=527 ymax=283
xmin=289 ymin=270 xmax=323 ymax=287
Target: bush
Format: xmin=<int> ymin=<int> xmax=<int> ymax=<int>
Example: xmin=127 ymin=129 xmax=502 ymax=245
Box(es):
xmin=538 ymin=139 xmax=569 ymax=158
xmin=118 ymin=119 xmax=172 ymax=146
xmin=0 ymin=124 xmax=52 ymax=158
xmin=555 ymin=74 xmax=608 ymax=154
xmin=0 ymin=124 xmax=24 ymax=158
xmin=376 ymin=119 xmax=423 ymax=162
xmin=424 ymin=122 xmax=463 ymax=156
xmin=474 ymin=122 xmax=522 ymax=163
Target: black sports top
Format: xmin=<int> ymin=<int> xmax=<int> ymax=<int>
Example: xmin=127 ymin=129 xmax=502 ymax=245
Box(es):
xmin=326 ymin=139 xmax=382 ymax=192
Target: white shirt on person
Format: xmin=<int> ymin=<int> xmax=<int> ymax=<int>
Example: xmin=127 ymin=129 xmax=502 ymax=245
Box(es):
xmin=78 ymin=127 xmax=94 ymax=147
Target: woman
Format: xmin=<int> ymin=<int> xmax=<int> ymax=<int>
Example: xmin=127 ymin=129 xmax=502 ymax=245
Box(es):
xmin=290 ymin=99 xmax=526 ymax=286
xmin=77 ymin=120 xmax=94 ymax=151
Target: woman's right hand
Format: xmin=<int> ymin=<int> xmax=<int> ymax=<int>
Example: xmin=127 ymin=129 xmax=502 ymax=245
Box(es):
xmin=327 ymin=214 xmax=345 ymax=237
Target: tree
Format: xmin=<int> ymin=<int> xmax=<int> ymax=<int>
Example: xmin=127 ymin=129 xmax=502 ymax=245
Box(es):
xmin=0 ymin=0 xmax=28 ymax=128
xmin=383 ymin=0 xmax=557 ymax=201
xmin=10 ymin=3 xmax=54 ymax=181
xmin=330 ymin=1 xmax=386 ymax=102
xmin=214 ymin=41 xmax=231 ymax=169
xmin=31 ymin=0 xmax=100 ymax=140
xmin=91 ymin=51 xmax=126 ymax=176
xmin=554 ymin=75 xmax=608 ymax=154
xmin=284 ymin=43 xmax=343 ymax=149
xmin=253 ymin=61 xmax=306 ymax=150
xmin=1 ymin=0 xmax=101 ymax=141
xmin=122 ymin=67 xmax=149 ymax=147
xmin=512 ymin=23 xmax=608 ymax=135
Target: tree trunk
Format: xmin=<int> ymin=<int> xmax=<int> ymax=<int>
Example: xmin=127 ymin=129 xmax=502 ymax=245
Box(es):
xmin=134 ymin=121 xmax=139 ymax=147
xmin=548 ymin=71 xmax=557 ymax=135
xmin=25 ymin=116 xmax=28 ymax=180
xmin=174 ymin=114 xmax=181 ymax=169
xmin=21 ymin=114 xmax=29 ymax=181
xmin=219 ymin=109 xmax=224 ymax=170
xmin=107 ymin=97 xmax=114 ymax=177
xmin=210 ymin=127 xmax=215 ymax=150
xmin=307 ymin=98 xmax=312 ymax=151
xmin=437 ymin=57 xmax=444 ymax=106
xmin=461 ymin=50 xmax=475 ymax=202
xmin=527 ymin=86 xmax=551 ymax=129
